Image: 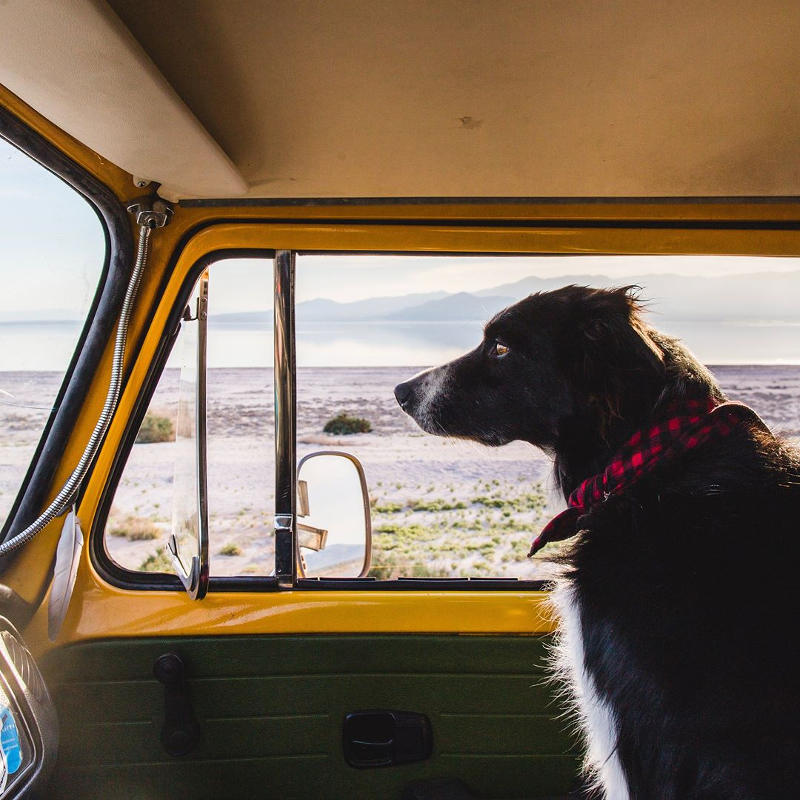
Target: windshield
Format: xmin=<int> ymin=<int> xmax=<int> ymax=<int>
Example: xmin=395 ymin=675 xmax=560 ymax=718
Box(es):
xmin=0 ymin=136 xmax=105 ymax=523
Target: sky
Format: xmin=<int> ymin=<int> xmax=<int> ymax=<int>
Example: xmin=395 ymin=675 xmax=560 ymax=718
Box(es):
xmin=0 ymin=136 xmax=105 ymax=320
xmin=4 ymin=131 xmax=800 ymax=317
xmin=4 ymin=131 xmax=800 ymax=370
xmin=219 ymin=253 xmax=800 ymax=310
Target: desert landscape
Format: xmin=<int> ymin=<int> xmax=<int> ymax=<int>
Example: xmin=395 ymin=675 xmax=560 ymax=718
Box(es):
xmin=3 ymin=364 xmax=800 ymax=582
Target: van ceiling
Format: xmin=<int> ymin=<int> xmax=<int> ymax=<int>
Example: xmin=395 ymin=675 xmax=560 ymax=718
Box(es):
xmin=3 ymin=0 xmax=800 ymax=201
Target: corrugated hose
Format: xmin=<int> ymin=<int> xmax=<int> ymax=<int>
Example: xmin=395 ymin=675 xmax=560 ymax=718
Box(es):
xmin=0 ymin=203 xmax=168 ymax=557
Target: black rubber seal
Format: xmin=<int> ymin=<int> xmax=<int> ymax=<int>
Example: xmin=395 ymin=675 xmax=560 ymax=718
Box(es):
xmin=0 ymin=106 xmax=133 ymax=592
xmin=180 ymin=195 xmax=800 ymax=208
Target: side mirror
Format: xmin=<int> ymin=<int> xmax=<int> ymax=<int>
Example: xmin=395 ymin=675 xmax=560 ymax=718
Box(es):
xmin=296 ymin=452 xmax=372 ymax=578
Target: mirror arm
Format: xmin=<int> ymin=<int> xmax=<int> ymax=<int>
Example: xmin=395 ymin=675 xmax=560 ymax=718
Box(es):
xmin=167 ymin=534 xmax=204 ymax=598
xmin=297 ymin=479 xmax=309 ymax=517
xmin=297 ymin=522 xmax=328 ymax=552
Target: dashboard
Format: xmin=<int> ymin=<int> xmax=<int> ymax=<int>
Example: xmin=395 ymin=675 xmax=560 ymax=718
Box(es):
xmin=0 ymin=618 xmax=57 ymax=798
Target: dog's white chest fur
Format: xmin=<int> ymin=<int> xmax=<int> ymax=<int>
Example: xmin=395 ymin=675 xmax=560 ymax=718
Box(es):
xmin=549 ymin=581 xmax=630 ymax=800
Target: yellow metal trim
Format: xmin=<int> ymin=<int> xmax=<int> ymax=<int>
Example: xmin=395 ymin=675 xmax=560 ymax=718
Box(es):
xmin=14 ymin=213 xmax=800 ymax=653
xmin=172 ymin=198 xmax=800 ymax=222
xmin=167 ymin=219 xmax=800 ymax=257
xmin=27 ymin=587 xmax=556 ymax=656
xmin=4 ymin=85 xmax=800 ymax=653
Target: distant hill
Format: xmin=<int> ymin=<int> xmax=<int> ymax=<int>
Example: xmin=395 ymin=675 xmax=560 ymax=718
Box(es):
xmin=612 ymin=272 xmax=800 ymax=322
xmin=383 ymin=292 xmax=515 ymax=321
xmin=475 ymin=273 xmax=621 ymax=297
xmin=209 ymin=271 xmax=800 ymax=326
xmin=297 ymin=291 xmax=448 ymax=320
xmin=420 ymin=271 xmax=800 ymax=323
xmin=211 ymin=290 xmax=449 ymax=324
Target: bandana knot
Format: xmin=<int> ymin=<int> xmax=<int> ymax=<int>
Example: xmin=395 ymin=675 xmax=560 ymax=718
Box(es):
xmin=528 ymin=399 xmax=767 ymax=557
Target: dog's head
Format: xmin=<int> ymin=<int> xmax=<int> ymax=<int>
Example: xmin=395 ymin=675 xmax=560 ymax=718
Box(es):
xmin=394 ymin=285 xmax=668 ymax=452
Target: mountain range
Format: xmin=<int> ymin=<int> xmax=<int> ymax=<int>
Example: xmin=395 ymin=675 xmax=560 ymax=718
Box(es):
xmin=211 ymin=271 xmax=800 ymax=325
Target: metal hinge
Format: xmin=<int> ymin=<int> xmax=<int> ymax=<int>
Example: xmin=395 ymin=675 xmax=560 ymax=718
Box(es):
xmin=127 ymin=196 xmax=173 ymax=229
xmin=274 ymin=513 xmax=295 ymax=586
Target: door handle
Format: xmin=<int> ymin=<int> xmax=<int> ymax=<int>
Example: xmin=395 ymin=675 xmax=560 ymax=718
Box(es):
xmin=343 ymin=710 xmax=432 ymax=768
xmin=153 ymin=652 xmax=201 ymax=757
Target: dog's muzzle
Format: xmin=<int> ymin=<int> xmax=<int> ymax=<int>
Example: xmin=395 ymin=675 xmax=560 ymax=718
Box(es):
xmin=394 ymin=380 xmax=414 ymax=409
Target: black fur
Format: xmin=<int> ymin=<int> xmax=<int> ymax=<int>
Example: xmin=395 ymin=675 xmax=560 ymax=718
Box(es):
xmin=395 ymin=285 xmax=800 ymax=799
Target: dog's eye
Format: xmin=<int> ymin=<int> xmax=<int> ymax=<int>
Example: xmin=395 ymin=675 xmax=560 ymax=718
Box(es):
xmin=490 ymin=341 xmax=510 ymax=358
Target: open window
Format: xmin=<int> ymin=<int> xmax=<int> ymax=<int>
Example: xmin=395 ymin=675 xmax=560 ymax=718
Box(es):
xmin=101 ymin=249 xmax=800 ymax=593
xmin=104 ymin=259 xmax=275 ymax=588
xmin=294 ymin=252 xmax=800 ymax=582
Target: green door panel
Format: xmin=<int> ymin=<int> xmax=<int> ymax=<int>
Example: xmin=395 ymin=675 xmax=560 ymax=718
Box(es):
xmin=39 ymin=635 xmax=580 ymax=799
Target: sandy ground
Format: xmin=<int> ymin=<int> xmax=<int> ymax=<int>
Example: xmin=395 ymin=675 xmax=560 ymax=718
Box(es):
xmin=3 ymin=365 xmax=800 ymax=580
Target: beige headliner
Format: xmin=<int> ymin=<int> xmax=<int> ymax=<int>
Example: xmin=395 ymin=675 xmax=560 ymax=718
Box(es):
xmin=3 ymin=0 xmax=800 ymax=200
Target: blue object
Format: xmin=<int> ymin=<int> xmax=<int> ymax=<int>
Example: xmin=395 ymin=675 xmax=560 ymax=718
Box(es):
xmin=0 ymin=706 xmax=22 ymax=774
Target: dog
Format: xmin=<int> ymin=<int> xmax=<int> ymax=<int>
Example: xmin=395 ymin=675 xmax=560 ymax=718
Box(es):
xmin=394 ymin=285 xmax=800 ymax=799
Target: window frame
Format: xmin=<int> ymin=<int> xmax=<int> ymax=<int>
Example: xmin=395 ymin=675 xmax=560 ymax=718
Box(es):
xmin=0 ymin=108 xmax=129 ymax=591
xmin=91 ymin=248 xmax=282 ymax=593
xmin=93 ymin=247 xmax=553 ymax=593
xmin=85 ymin=195 xmax=800 ymax=596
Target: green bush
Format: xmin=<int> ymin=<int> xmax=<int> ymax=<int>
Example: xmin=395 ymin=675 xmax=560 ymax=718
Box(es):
xmin=323 ymin=413 xmax=372 ymax=435
xmin=139 ymin=547 xmax=173 ymax=572
xmin=373 ymin=501 xmax=403 ymax=513
xmin=219 ymin=543 xmax=242 ymax=556
xmin=410 ymin=498 xmax=467 ymax=512
xmin=136 ymin=412 xmax=174 ymax=444
xmin=473 ymin=495 xmax=505 ymax=508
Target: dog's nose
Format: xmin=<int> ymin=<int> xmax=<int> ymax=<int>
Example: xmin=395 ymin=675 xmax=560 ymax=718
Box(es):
xmin=394 ymin=380 xmax=413 ymax=408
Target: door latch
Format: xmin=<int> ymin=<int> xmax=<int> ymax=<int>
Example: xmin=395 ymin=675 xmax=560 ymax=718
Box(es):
xmin=343 ymin=710 xmax=432 ymax=768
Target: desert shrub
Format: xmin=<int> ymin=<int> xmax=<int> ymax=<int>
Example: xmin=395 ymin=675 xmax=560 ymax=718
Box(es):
xmin=139 ymin=547 xmax=173 ymax=572
xmin=373 ymin=501 xmax=403 ymax=513
xmin=410 ymin=498 xmax=467 ymax=512
xmin=219 ymin=543 xmax=242 ymax=556
xmin=136 ymin=411 xmax=174 ymax=444
xmin=368 ymin=553 xmax=397 ymax=579
xmin=108 ymin=514 xmax=159 ymax=540
xmin=373 ymin=536 xmax=399 ymax=551
xmin=323 ymin=413 xmax=372 ymax=435
xmin=107 ymin=520 xmax=128 ymax=538
xmin=128 ymin=526 xmax=159 ymax=541
xmin=473 ymin=495 xmax=505 ymax=508
xmin=410 ymin=563 xmax=440 ymax=578
xmin=368 ymin=564 xmax=393 ymax=579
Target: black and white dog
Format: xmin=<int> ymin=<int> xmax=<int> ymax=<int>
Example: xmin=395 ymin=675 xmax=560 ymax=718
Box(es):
xmin=394 ymin=286 xmax=800 ymax=799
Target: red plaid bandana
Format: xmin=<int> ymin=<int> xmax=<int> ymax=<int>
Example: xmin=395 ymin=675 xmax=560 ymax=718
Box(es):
xmin=528 ymin=399 xmax=768 ymax=557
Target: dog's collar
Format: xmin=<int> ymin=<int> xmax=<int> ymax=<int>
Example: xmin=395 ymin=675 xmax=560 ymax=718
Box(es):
xmin=528 ymin=399 xmax=770 ymax=557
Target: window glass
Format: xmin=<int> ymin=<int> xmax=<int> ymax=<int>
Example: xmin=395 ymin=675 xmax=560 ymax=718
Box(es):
xmin=106 ymin=251 xmax=800 ymax=583
xmin=296 ymin=254 xmax=800 ymax=580
xmin=106 ymin=259 xmax=275 ymax=576
xmin=0 ymin=137 xmax=105 ymax=524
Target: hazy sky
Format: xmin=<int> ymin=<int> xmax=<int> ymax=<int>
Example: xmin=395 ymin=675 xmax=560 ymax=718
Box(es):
xmin=294 ymin=253 xmax=800 ymax=305
xmin=0 ymin=136 xmax=105 ymax=319
xmin=4 ymin=132 xmax=800 ymax=320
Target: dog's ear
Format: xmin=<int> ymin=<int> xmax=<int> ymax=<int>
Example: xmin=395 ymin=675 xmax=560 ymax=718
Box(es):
xmin=573 ymin=286 xmax=666 ymax=433
xmin=580 ymin=287 xmax=664 ymax=372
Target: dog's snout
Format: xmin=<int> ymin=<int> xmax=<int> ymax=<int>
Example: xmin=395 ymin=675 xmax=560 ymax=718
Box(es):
xmin=394 ymin=380 xmax=413 ymax=408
